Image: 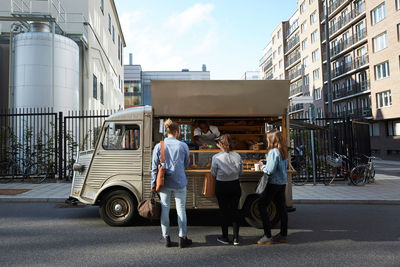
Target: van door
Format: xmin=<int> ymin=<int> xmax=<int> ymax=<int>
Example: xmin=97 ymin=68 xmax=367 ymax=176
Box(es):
xmin=81 ymin=122 xmax=143 ymax=200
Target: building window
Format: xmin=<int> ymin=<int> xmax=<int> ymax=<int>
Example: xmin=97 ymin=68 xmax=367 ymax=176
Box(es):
xmin=108 ymin=14 xmax=111 ymax=33
xmin=313 ymin=68 xmax=320 ymax=80
xmin=347 ymin=101 xmax=353 ymax=114
xmin=398 ymin=24 xmax=400 ymax=41
xmin=302 ymin=39 xmax=308 ymax=50
xmin=272 ymin=35 xmax=275 ymax=45
xmin=112 ymin=26 xmax=115 ymax=43
xmin=118 ymin=34 xmax=121 ymax=60
xmin=120 ymin=42 xmax=123 ymax=65
xmin=376 ymin=90 xmax=392 ymax=108
xmin=314 ymin=88 xmax=321 ymax=100
xmin=369 ymin=123 xmax=380 ymax=136
xmin=373 ymin=32 xmax=388 ymax=52
xmin=310 ymin=11 xmax=317 ymax=25
xmin=375 ymin=61 xmax=390 ymax=80
xmin=309 ymin=0 xmax=314 ymax=4
xmin=93 ymin=74 xmax=97 ymax=99
xmin=304 ymin=74 xmax=309 ymax=85
xmin=278 ymin=29 xmax=282 ymax=39
xmin=100 ymin=82 xmax=104 ymax=104
xmin=100 ymin=0 xmax=104 ymax=14
xmin=388 ymin=120 xmax=400 ymax=136
xmin=371 ymin=3 xmax=386 ymax=25
xmin=300 ymin=1 xmax=306 ymax=14
xmin=303 ymin=56 xmax=309 ymax=68
xmin=311 ymin=30 xmax=318 ymax=43
xmin=301 ymin=21 xmax=307 ymax=33
xmin=279 ymin=60 xmax=283 ymax=69
xmin=278 ymin=45 xmax=282 ymax=55
xmin=397 ymin=0 xmax=400 ymax=10
xmin=312 ymin=49 xmax=319 ymax=62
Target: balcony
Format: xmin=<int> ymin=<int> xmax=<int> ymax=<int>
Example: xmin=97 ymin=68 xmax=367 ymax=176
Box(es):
xmin=288 ymin=68 xmax=302 ymax=80
xmin=285 ymin=20 xmax=299 ymax=39
xmin=259 ymin=51 xmax=272 ymax=66
xmin=332 ymin=107 xmax=372 ymax=118
xmin=289 ymin=103 xmax=304 ymax=113
xmin=265 ymin=74 xmax=273 ymax=80
xmin=285 ymin=51 xmax=301 ymax=68
xmin=332 ymin=54 xmax=369 ymax=78
xmin=284 ymin=34 xmax=300 ymax=54
xmin=329 ymin=3 xmax=365 ymax=36
xmin=290 ymin=86 xmax=303 ymax=97
xmin=263 ymin=60 xmax=273 ymax=72
xmin=332 ymin=79 xmax=370 ymax=100
xmin=326 ymin=0 xmax=349 ymax=17
xmin=330 ymin=29 xmax=367 ymax=58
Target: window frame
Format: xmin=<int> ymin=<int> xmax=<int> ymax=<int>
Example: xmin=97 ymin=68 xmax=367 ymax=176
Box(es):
xmin=100 ymin=82 xmax=104 ymax=104
xmin=93 ymin=74 xmax=97 ymax=99
xmin=371 ymin=3 xmax=386 ymax=25
xmin=376 ymin=90 xmax=392 ymax=109
xmin=373 ymin=32 xmax=388 ymax=52
xmin=100 ymin=0 xmax=104 ymax=14
xmin=374 ymin=61 xmax=390 ymax=80
xmin=102 ymin=124 xmax=141 ymax=150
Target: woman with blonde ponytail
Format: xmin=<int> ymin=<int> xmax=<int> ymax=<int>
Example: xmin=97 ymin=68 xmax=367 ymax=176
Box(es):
xmin=256 ymin=130 xmax=289 ymax=245
xmin=151 ymin=119 xmax=192 ymax=248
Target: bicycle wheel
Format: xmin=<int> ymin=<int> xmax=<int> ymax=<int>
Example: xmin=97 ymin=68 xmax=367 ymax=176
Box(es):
xmin=350 ymin=165 xmax=367 ymax=186
xmin=324 ymin=165 xmax=337 ymax=185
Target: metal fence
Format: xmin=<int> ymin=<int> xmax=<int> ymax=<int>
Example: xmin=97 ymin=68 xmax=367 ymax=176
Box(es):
xmin=0 ymin=108 xmax=117 ymax=181
xmin=289 ymin=117 xmax=371 ymax=185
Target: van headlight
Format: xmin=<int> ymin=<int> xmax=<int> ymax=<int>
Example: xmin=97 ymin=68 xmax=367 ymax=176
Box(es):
xmin=73 ymin=163 xmax=85 ymax=172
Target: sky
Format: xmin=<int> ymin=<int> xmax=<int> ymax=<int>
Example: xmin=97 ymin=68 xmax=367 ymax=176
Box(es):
xmin=115 ymin=0 xmax=297 ymax=79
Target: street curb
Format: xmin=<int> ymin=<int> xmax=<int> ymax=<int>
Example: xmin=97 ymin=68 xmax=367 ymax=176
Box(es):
xmin=0 ymin=198 xmax=67 ymax=203
xmin=293 ymin=199 xmax=400 ymax=205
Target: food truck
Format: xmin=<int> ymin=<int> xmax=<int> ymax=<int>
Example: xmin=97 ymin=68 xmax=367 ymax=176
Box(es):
xmin=70 ymin=80 xmax=293 ymax=227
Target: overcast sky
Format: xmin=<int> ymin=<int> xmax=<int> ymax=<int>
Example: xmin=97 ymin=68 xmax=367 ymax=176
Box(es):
xmin=115 ymin=0 xmax=296 ymax=79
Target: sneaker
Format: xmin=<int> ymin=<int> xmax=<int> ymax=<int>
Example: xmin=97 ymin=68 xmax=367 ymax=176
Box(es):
xmin=257 ymin=235 xmax=272 ymax=245
xmin=217 ymin=236 xmax=230 ymax=245
xmin=160 ymin=236 xmax=171 ymax=247
xmin=233 ymin=238 xmax=240 ymax=246
xmin=179 ymin=237 xmax=192 ymax=248
xmin=272 ymin=233 xmax=288 ymax=243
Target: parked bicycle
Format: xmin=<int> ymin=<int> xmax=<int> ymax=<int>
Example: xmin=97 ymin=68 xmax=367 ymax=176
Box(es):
xmin=325 ymin=152 xmax=364 ymax=186
xmin=350 ymin=155 xmax=377 ymax=185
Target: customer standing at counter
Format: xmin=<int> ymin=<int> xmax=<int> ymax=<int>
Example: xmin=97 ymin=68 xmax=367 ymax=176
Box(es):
xmin=257 ymin=130 xmax=289 ymax=245
xmin=211 ymin=134 xmax=243 ymax=246
xmin=194 ymin=121 xmax=220 ymax=149
xmin=151 ymin=119 xmax=192 ymax=248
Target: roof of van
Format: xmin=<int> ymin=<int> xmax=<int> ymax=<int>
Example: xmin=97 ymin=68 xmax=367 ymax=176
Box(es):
xmin=151 ymin=80 xmax=290 ymax=117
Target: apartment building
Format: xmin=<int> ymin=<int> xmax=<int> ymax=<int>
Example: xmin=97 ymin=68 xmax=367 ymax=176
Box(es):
xmin=365 ymin=0 xmax=400 ymax=159
xmin=259 ymin=0 xmax=400 ymax=159
xmin=0 ymin=0 xmax=125 ymax=111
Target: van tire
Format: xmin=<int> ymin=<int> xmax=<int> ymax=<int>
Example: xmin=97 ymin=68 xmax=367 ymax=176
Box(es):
xmin=243 ymin=195 xmax=279 ymax=229
xmin=99 ymin=190 xmax=137 ymax=226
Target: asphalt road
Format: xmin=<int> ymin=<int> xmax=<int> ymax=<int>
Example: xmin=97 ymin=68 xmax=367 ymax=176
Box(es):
xmin=0 ymin=203 xmax=399 ymax=267
xmin=374 ymin=161 xmax=400 ymax=177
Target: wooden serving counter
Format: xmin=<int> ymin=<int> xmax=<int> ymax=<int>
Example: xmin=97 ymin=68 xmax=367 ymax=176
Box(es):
xmin=185 ymin=169 xmax=297 ymax=174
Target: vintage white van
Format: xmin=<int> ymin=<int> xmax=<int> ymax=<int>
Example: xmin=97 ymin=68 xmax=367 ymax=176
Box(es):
xmin=70 ymin=80 xmax=294 ymax=227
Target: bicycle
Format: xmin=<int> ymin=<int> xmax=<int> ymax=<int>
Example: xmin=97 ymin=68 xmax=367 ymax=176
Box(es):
xmin=325 ymin=153 xmax=364 ymax=186
xmin=350 ymin=155 xmax=377 ymax=186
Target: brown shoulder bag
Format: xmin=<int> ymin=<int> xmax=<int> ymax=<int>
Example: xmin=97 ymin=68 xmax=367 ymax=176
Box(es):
xmin=155 ymin=140 xmax=165 ymax=192
xmin=137 ymin=191 xmax=161 ymax=220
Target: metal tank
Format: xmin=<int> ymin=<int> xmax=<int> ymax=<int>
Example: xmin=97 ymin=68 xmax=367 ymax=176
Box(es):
xmin=13 ymin=22 xmax=79 ymax=113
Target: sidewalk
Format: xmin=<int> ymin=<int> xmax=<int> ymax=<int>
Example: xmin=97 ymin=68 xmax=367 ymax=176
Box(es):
xmin=0 ymin=173 xmax=399 ymax=204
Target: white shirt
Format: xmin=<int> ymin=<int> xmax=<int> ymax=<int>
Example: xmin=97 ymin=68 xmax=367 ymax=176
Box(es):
xmin=194 ymin=125 xmax=220 ymax=138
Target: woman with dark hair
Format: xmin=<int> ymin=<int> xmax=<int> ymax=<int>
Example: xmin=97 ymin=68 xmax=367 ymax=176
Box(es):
xmin=151 ymin=119 xmax=192 ymax=248
xmin=257 ymin=129 xmax=289 ymax=245
xmin=211 ymin=134 xmax=243 ymax=246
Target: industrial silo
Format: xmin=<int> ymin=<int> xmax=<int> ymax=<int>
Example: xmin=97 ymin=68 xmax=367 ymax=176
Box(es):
xmin=13 ymin=22 xmax=79 ymax=113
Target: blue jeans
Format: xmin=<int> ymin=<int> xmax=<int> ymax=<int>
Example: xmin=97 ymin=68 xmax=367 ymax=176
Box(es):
xmin=159 ymin=186 xmax=187 ymax=238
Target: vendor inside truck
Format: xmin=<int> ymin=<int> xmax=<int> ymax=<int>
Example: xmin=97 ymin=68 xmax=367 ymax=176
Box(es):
xmin=193 ymin=121 xmax=220 ymax=149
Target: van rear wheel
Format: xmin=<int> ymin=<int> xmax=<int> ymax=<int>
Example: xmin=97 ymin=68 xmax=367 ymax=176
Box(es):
xmin=243 ymin=195 xmax=279 ymax=229
xmin=99 ymin=190 xmax=137 ymax=226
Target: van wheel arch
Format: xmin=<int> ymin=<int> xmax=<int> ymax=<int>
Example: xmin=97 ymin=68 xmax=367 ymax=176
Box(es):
xmin=242 ymin=194 xmax=279 ymax=229
xmin=98 ymin=186 xmax=139 ymax=226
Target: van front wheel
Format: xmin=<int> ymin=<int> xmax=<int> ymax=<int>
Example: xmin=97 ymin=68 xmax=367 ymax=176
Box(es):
xmin=243 ymin=195 xmax=279 ymax=229
xmin=99 ymin=190 xmax=137 ymax=226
